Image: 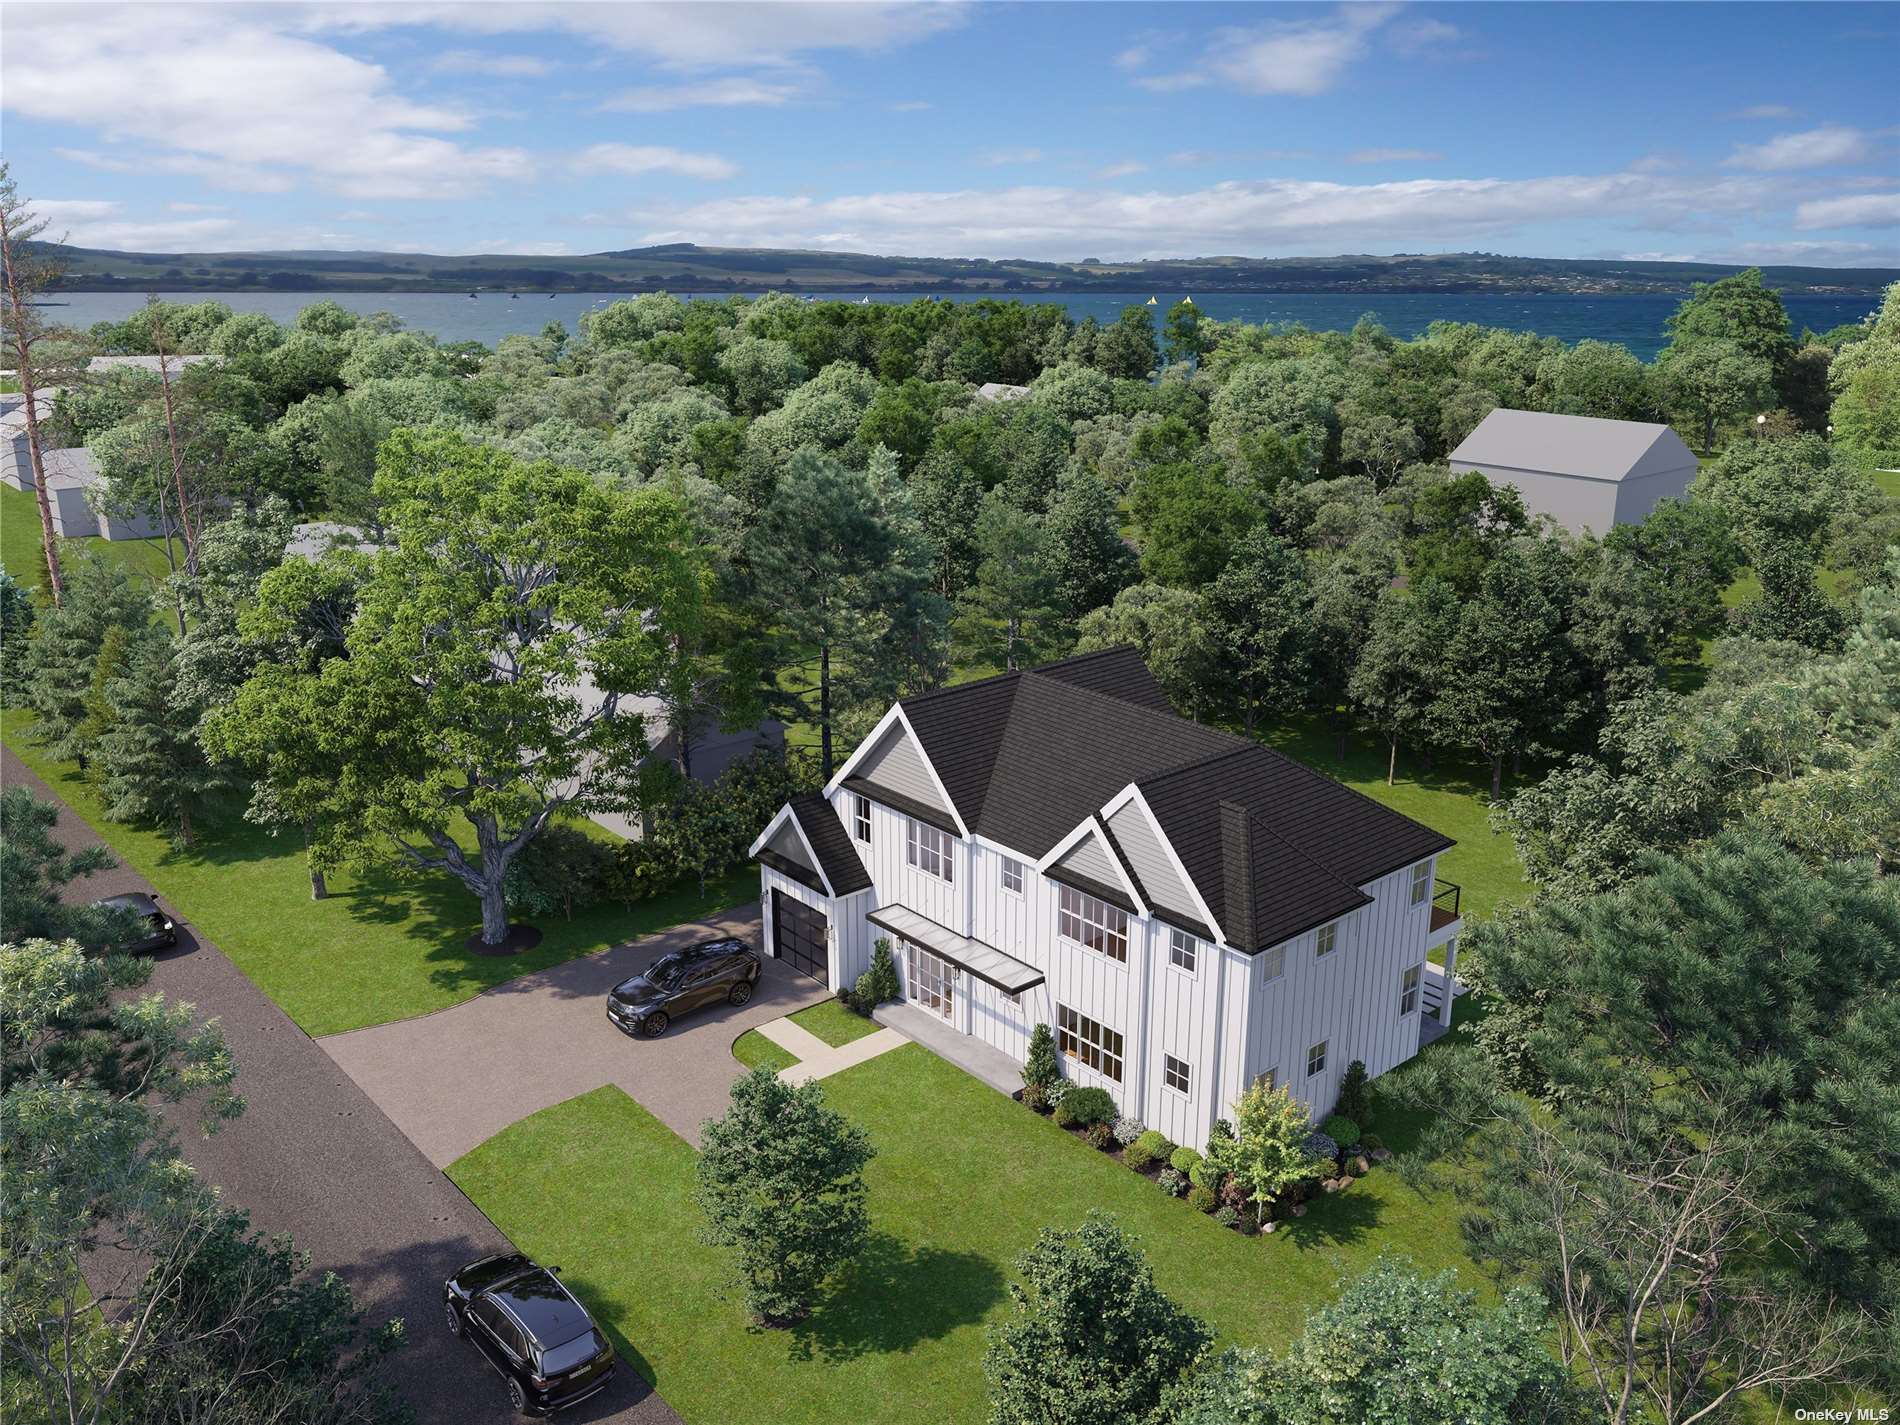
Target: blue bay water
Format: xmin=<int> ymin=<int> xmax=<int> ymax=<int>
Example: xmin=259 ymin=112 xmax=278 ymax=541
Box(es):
xmin=35 ymin=289 xmax=1882 ymax=361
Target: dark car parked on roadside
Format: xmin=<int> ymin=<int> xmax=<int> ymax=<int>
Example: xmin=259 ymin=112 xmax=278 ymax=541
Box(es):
xmin=605 ymin=935 xmax=760 ymax=1038
xmin=90 ymin=892 xmax=178 ymax=955
xmin=444 ymin=1252 xmax=616 ymax=1417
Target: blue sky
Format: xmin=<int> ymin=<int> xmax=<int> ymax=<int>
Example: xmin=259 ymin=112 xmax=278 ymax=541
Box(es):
xmin=4 ymin=2 xmax=1896 ymax=265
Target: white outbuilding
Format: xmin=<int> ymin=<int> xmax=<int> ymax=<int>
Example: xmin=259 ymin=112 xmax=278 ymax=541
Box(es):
xmin=1448 ymin=409 xmax=1699 ymax=536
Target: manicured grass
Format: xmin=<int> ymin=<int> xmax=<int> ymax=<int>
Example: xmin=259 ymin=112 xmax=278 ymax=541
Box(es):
xmin=3 ymin=709 xmax=757 ymax=1037
xmin=449 ymin=1044 xmax=1483 ymax=1425
xmin=731 ymin=1029 xmax=798 ymax=1074
xmin=1 ymin=483 xmax=179 ymax=591
xmin=1870 ymin=468 xmax=1900 ymax=498
xmin=789 ymin=997 xmax=881 ymax=1048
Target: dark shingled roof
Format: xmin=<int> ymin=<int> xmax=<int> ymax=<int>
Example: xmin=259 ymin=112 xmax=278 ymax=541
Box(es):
xmin=896 ymin=646 xmax=1452 ymax=954
xmin=788 ymin=791 xmax=872 ymax=895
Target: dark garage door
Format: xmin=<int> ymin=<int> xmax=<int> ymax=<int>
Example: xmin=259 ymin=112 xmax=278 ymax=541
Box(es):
xmin=772 ymin=890 xmax=829 ymax=983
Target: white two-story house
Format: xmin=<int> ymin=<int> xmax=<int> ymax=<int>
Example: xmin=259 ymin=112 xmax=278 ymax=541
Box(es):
xmin=748 ymin=647 xmax=1463 ymax=1150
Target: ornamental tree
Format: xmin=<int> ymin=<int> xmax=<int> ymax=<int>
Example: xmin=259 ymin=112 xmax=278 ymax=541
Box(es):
xmin=984 ymin=1212 xmax=1211 ymax=1425
xmin=207 ymin=429 xmax=703 ymax=945
xmin=694 ymin=1066 xmax=874 ymax=1325
xmin=1226 ymin=1079 xmax=1331 ymax=1208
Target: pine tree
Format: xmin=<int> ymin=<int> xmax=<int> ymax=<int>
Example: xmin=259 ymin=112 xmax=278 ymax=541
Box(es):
xmin=1043 ymin=466 xmax=1137 ymax=622
xmin=21 ymin=553 xmax=152 ymax=766
xmin=75 ymin=623 xmax=132 ymax=778
xmin=960 ymin=488 xmax=1058 ymax=672
xmin=0 ymin=570 xmax=35 ymax=708
xmin=96 ymin=631 xmax=232 ymax=847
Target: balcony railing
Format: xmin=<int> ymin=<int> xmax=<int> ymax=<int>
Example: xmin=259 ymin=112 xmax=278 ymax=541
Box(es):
xmin=1429 ymin=878 xmax=1462 ymax=934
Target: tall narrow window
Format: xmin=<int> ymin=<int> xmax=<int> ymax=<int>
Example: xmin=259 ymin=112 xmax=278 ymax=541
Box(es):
xmin=1260 ymin=945 xmax=1285 ymax=984
xmin=1315 ymin=920 xmax=1339 ymax=958
xmin=1399 ymin=963 xmax=1422 ymax=1017
xmin=1162 ymin=1054 xmax=1191 ymax=1096
xmin=1168 ymin=927 xmax=1198 ymax=973
xmin=1410 ymin=861 xmax=1431 ymax=906
xmin=1000 ymin=856 xmax=1024 ymax=895
xmin=853 ymin=794 xmax=870 ymax=843
xmin=1306 ymin=1040 xmax=1328 ymax=1077
xmin=906 ymin=819 xmax=953 ymax=882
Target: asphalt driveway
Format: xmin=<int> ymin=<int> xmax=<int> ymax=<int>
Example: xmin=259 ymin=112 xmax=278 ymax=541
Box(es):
xmin=2 ymin=744 xmax=678 ymax=1425
xmin=320 ymin=903 xmax=831 ymax=1164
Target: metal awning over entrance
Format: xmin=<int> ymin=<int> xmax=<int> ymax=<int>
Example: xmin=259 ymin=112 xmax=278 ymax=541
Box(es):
xmin=867 ymin=905 xmax=1044 ymax=996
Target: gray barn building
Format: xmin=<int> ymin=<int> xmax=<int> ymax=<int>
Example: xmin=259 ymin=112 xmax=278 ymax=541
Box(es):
xmin=1448 ymin=409 xmax=1699 ymax=536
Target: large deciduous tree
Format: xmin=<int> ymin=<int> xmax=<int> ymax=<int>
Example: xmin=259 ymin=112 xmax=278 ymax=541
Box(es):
xmin=1348 ymin=578 xmax=1460 ymax=784
xmin=1203 ymin=527 xmax=1313 ymax=734
xmin=208 ymin=429 xmax=702 ymax=944
xmin=694 ymin=1066 xmax=873 ymax=1325
xmin=0 ymin=161 xmax=69 ymax=602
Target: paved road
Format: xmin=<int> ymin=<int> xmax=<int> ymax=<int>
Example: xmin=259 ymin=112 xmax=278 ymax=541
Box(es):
xmin=2 ymin=745 xmax=679 ymax=1425
xmin=321 ymin=903 xmax=830 ymax=1163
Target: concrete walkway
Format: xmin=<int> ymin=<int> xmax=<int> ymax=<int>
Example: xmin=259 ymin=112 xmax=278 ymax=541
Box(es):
xmin=1 ymin=743 xmax=676 ymax=1425
xmin=320 ymin=906 xmax=831 ymax=1163
xmin=753 ymin=1015 xmax=906 ymax=1085
xmin=873 ymin=1000 xmax=1024 ymax=1096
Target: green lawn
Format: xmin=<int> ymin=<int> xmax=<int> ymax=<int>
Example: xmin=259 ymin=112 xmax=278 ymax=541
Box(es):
xmin=1 ymin=483 xmax=179 ymax=591
xmin=730 ymin=999 xmax=874 ymax=1073
xmin=3 ymin=709 xmax=757 ymax=1037
xmin=450 ymin=1044 xmax=1482 ymax=1425
xmin=731 ymin=1029 xmax=798 ymax=1074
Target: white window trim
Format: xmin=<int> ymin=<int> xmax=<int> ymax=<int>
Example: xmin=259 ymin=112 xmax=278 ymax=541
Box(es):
xmin=1167 ymin=926 xmax=1199 ymax=977
xmin=1260 ymin=944 xmax=1286 ymax=985
xmin=1410 ymin=861 xmax=1432 ymax=907
xmin=1056 ymin=884 xmax=1129 ymax=966
xmin=1162 ymin=1053 xmax=1191 ymax=1097
xmin=852 ymin=793 xmax=871 ymax=843
xmin=1056 ymin=1002 xmax=1124 ymax=1083
xmin=1399 ymin=962 xmax=1422 ymax=1018
xmin=906 ymin=818 xmax=953 ymax=883
xmin=999 ymin=856 xmax=1024 ymax=896
xmin=1306 ymin=1039 xmax=1328 ymax=1078
xmin=1315 ymin=919 xmax=1339 ymax=959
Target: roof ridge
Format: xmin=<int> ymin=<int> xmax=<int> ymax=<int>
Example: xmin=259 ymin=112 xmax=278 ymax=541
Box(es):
xmin=1247 ymin=806 xmax=1367 ymax=906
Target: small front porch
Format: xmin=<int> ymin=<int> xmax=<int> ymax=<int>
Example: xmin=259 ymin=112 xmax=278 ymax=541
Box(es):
xmin=873 ymin=999 xmax=1023 ymax=1098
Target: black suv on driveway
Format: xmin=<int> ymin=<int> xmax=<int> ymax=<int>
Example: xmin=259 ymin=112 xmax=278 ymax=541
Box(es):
xmin=89 ymin=892 xmax=178 ymax=955
xmin=605 ymin=936 xmax=761 ymax=1038
xmin=444 ymin=1252 xmax=615 ymax=1416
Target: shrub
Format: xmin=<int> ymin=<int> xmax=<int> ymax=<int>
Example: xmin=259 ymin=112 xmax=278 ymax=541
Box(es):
xmin=1125 ymin=1129 xmax=1172 ymax=1172
xmin=1113 ymin=1115 xmax=1145 ymax=1146
xmin=1060 ymin=1086 xmax=1118 ymax=1126
xmin=1083 ymin=1121 xmax=1115 ymax=1151
xmin=1188 ymin=1159 xmax=1219 ymax=1191
xmin=1157 ymin=1168 xmax=1188 ymax=1197
xmin=501 ymin=823 xmax=614 ymax=920
xmin=1213 ymin=1204 xmax=1242 ymax=1229
xmin=1023 ymin=1023 xmax=1061 ymax=1092
xmin=1021 ymin=1083 xmax=1049 ymax=1114
xmin=1360 ymin=1132 xmax=1385 ymax=1154
xmin=1044 ymin=1079 xmax=1071 ymax=1110
xmin=1169 ymin=1146 xmax=1202 ymax=1176
xmin=1334 ymin=1059 xmax=1371 ymax=1124
xmin=1187 ymin=1184 xmax=1217 ymax=1214
xmin=1321 ymin=1115 xmax=1361 ymax=1148
xmin=1217 ymin=1175 xmax=1250 ymax=1212
xmin=864 ymin=938 xmax=900 ymax=1005
xmin=1302 ymin=1130 xmax=1339 ymax=1164
xmin=1053 ymin=1098 xmax=1079 ymax=1129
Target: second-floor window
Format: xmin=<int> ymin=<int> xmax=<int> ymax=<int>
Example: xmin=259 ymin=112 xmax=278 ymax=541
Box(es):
xmin=1316 ymin=920 xmax=1339 ymax=958
xmin=1168 ymin=927 xmax=1198 ymax=973
xmin=907 ymin=819 xmax=953 ymax=882
xmin=1057 ymin=885 xmax=1127 ymax=963
xmin=1410 ymin=861 xmax=1432 ymax=906
xmin=853 ymin=794 xmax=870 ymax=843
xmin=1056 ymin=1003 xmax=1123 ymax=1082
xmin=1260 ymin=945 xmax=1285 ymax=985
xmin=1000 ymin=856 xmax=1024 ymax=895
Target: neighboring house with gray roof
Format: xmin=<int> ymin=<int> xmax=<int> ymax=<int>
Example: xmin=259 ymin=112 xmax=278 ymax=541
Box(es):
xmin=749 ymin=646 xmax=1463 ymax=1149
xmin=1449 ymin=408 xmax=1699 ymax=535
xmin=87 ymin=354 xmax=223 ymax=377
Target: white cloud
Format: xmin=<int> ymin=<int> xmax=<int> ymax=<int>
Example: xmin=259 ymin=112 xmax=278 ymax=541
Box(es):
xmin=166 ymin=201 xmax=226 ymax=213
xmin=1795 ymin=193 xmax=1900 ymax=229
xmin=1386 ymin=17 xmax=1461 ymax=56
xmin=976 ymin=148 xmax=1043 ymax=167
xmin=429 ymin=49 xmax=556 ymax=78
xmin=1114 ymin=43 xmax=1153 ymax=71
xmin=572 ymin=143 xmax=738 ymax=181
xmin=9 ymin=8 xmax=531 ymax=199
xmin=601 ymin=76 xmax=807 ymax=112
xmin=1729 ymin=104 xmax=1797 ymax=120
xmin=21 ymin=199 xmax=347 ymax=253
xmin=625 ymin=169 xmax=1789 ymax=261
xmin=1724 ymin=125 xmax=1873 ymax=171
xmin=1345 ymin=148 xmax=1444 ymax=164
xmin=1098 ymin=160 xmax=1149 ymax=180
xmin=1139 ymin=4 xmax=1401 ymax=97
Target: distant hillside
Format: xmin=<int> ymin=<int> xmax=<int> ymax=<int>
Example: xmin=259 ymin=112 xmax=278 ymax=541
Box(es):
xmin=37 ymin=242 xmax=1897 ymax=297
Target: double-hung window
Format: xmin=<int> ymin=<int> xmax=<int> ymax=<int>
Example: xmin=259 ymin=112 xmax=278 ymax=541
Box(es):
xmin=1260 ymin=945 xmax=1286 ymax=985
xmin=1057 ymin=885 xmax=1128 ymax=963
xmin=1056 ymin=1003 xmax=1124 ymax=1082
xmin=1306 ymin=1039 xmax=1329 ymax=1077
xmin=1162 ymin=1053 xmax=1191 ymax=1096
xmin=907 ymin=819 xmax=953 ymax=882
xmin=999 ymin=856 xmax=1024 ymax=895
xmin=1168 ymin=927 xmax=1198 ymax=974
xmin=1315 ymin=920 xmax=1339 ymax=958
xmin=1399 ymin=963 xmax=1422 ymax=1017
xmin=1410 ymin=862 xmax=1432 ymax=906
xmin=852 ymin=794 xmax=871 ymax=843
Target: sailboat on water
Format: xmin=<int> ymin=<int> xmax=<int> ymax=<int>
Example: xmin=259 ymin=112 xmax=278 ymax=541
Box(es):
xmin=1145 ymin=296 xmax=1157 ymax=305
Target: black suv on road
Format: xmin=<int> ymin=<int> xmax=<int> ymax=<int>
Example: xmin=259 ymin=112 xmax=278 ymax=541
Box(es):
xmin=606 ymin=936 xmax=761 ymax=1038
xmin=444 ymin=1252 xmax=616 ymax=1416
xmin=90 ymin=892 xmax=178 ymax=955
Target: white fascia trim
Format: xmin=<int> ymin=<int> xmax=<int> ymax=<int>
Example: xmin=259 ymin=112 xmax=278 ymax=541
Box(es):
xmin=893 ymin=704 xmax=969 ymax=837
xmin=1126 ymin=786 xmax=1228 ymax=947
xmin=1036 ymin=817 xmax=1099 ymax=873
xmin=823 ymin=702 xmax=907 ymax=795
xmin=747 ymin=802 xmax=835 ymax=897
xmin=970 ymin=832 xmax=1035 ymax=863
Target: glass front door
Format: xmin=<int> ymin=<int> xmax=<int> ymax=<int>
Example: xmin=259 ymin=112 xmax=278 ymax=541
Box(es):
xmin=904 ymin=941 xmax=955 ymax=1020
